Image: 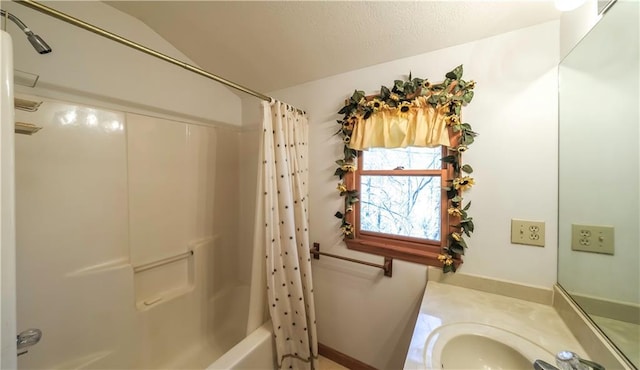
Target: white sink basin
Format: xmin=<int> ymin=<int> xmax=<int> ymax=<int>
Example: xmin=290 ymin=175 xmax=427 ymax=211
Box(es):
xmin=425 ymin=323 xmax=556 ymax=370
xmin=441 ymin=335 xmax=532 ymax=369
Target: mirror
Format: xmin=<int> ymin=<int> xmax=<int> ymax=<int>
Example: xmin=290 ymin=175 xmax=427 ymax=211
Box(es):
xmin=597 ymin=0 xmax=614 ymax=14
xmin=558 ymin=1 xmax=639 ymax=368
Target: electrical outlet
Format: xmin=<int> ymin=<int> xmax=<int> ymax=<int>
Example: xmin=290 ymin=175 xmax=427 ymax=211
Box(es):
xmin=571 ymin=224 xmax=614 ymax=255
xmin=511 ymin=219 xmax=545 ymax=247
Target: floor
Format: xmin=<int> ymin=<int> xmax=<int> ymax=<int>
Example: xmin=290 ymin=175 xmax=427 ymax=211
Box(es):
xmin=319 ymin=356 xmax=350 ymax=370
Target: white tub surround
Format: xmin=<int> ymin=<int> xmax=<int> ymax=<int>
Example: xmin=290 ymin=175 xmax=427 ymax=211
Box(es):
xmin=403 ymin=282 xmax=587 ymax=369
xmin=14 ymin=95 xmax=251 ymax=369
xmin=0 ymin=30 xmax=18 ymax=369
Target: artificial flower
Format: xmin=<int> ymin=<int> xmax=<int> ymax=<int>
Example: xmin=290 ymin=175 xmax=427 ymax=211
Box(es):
xmin=446 ymin=115 xmax=460 ymax=126
xmin=453 ymin=176 xmax=475 ymax=191
xmin=422 ymin=80 xmax=431 ymax=89
xmin=343 ymin=136 xmax=351 ymax=144
xmin=437 ymin=254 xmax=453 ymax=266
xmin=341 ymin=163 xmax=357 ymax=172
xmin=346 ymin=205 xmax=353 ymax=213
xmin=448 ymin=207 xmax=463 ymax=217
xmin=455 ymin=145 xmax=468 ymax=152
xmin=389 ymin=93 xmax=400 ymax=101
xmin=467 ymin=80 xmax=476 ymax=89
xmin=340 ymin=224 xmax=353 ymax=236
xmin=398 ymin=101 xmax=412 ymax=117
xmin=337 ymin=183 xmax=348 ymax=193
xmin=368 ymin=98 xmax=384 ymax=111
xmin=451 ymin=232 xmax=462 ymax=242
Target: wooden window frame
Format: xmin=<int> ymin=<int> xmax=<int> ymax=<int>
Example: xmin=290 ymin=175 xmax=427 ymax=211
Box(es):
xmin=343 ymin=146 xmax=454 ymax=267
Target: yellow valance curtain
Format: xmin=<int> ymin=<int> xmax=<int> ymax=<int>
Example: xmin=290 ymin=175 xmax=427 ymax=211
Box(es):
xmin=347 ymin=98 xmax=452 ymax=151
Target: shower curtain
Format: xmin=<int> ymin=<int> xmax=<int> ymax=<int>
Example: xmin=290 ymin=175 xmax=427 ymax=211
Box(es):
xmin=260 ymin=100 xmax=318 ymax=369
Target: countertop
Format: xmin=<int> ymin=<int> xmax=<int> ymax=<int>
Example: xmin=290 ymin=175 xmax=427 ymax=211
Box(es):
xmin=403 ymin=281 xmax=587 ymax=369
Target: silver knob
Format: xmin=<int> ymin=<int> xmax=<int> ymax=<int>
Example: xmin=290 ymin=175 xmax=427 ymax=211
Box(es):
xmin=17 ymin=328 xmax=42 ymax=351
xmin=556 ymin=351 xmax=584 ymax=370
xmin=555 ymin=351 xmax=605 ymax=370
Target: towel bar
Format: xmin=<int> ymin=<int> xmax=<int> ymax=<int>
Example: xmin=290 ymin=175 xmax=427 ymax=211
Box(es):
xmin=310 ymin=242 xmax=392 ymax=277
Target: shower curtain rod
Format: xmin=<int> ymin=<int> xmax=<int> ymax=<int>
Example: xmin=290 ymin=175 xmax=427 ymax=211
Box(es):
xmin=14 ymin=0 xmax=305 ymax=114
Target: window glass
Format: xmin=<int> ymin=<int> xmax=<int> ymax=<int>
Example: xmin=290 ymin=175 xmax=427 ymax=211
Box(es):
xmin=362 ymin=147 xmax=441 ymax=170
xmin=360 ymin=175 xmax=441 ymax=240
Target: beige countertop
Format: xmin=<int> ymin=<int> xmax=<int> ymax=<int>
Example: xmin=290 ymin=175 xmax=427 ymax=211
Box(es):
xmin=403 ymin=281 xmax=588 ymax=369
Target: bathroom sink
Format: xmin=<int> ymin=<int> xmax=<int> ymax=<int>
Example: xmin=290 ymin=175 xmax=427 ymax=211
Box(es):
xmin=441 ymin=335 xmax=532 ymax=369
xmin=425 ymin=323 xmax=556 ymax=370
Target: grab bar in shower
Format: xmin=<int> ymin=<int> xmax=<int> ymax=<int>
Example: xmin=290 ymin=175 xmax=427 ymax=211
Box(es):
xmin=310 ymin=243 xmax=393 ymax=277
xmin=133 ymin=250 xmax=193 ymax=273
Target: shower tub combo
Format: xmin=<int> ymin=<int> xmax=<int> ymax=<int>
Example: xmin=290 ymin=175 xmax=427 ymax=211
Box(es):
xmin=13 ymin=95 xmax=275 ymax=369
xmin=4 ymin=2 xmax=276 ymax=367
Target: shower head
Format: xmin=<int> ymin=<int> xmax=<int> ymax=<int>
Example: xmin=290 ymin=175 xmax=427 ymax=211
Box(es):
xmin=1 ymin=9 xmax=52 ymax=54
xmin=26 ymin=33 xmax=51 ymax=54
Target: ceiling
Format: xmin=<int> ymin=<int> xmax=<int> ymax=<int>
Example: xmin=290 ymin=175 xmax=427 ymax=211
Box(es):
xmin=107 ymin=1 xmax=561 ymax=93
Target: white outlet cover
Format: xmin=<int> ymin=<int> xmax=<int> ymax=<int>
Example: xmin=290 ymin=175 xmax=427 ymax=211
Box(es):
xmin=511 ymin=219 xmax=545 ymax=247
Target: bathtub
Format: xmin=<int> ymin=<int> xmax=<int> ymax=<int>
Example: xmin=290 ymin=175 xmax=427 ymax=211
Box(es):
xmin=207 ymin=321 xmax=275 ymax=370
xmin=162 ymin=281 xmax=276 ymax=370
xmin=39 ymin=284 xmax=264 ymax=370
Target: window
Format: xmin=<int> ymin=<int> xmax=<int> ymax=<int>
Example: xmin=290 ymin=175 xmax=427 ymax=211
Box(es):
xmin=343 ymin=146 xmax=452 ymax=266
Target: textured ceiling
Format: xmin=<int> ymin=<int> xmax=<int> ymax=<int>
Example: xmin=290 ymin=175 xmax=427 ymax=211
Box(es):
xmin=107 ymin=1 xmax=561 ymax=93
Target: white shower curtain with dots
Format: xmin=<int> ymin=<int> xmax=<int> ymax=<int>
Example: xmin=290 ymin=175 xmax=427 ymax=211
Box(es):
xmin=261 ymin=100 xmax=318 ymax=369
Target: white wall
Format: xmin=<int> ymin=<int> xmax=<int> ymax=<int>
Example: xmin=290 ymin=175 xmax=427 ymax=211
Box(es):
xmin=558 ymin=1 xmax=639 ymax=304
xmin=2 ymin=0 xmax=242 ymax=126
xmin=265 ymin=21 xmax=560 ymax=368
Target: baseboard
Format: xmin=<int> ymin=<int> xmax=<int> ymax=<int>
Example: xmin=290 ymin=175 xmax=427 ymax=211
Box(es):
xmin=427 ymin=267 xmax=553 ymax=305
xmin=570 ymin=292 xmax=640 ymax=325
xmin=318 ymin=343 xmax=377 ymax=370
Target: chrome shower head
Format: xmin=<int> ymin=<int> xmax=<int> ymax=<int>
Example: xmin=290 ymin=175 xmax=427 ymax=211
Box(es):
xmin=26 ymin=33 xmax=51 ymax=54
xmin=1 ymin=9 xmax=52 ymax=54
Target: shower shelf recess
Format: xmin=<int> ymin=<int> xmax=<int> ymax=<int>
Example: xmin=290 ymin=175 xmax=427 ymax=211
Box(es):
xmin=133 ymin=249 xmax=195 ymax=311
xmin=15 ymin=121 xmax=42 ymax=135
xmin=14 ymin=98 xmax=44 ymax=135
xmin=15 ymin=97 xmax=42 ymax=112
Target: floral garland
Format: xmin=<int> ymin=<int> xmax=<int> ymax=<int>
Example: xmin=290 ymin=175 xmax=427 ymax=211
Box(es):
xmin=333 ymin=65 xmax=477 ymax=273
